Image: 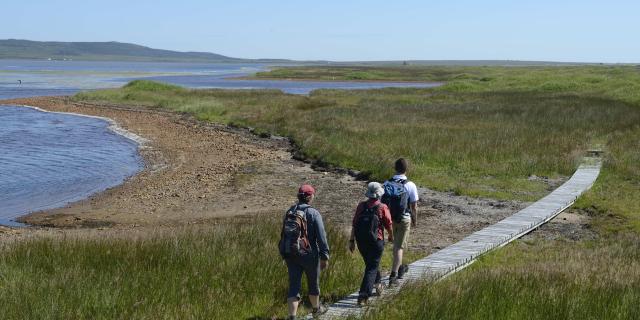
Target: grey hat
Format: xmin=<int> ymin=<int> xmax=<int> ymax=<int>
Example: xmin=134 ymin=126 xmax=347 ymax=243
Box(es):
xmin=365 ymin=182 xmax=384 ymax=199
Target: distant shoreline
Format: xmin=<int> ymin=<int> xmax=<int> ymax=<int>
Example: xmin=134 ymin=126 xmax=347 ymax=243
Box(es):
xmin=232 ymin=75 xmax=442 ymax=84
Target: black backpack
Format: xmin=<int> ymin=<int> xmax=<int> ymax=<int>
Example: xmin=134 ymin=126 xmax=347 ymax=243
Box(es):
xmin=279 ymin=205 xmax=312 ymax=259
xmin=381 ymin=179 xmax=409 ymax=222
xmin=354 ymin=204 xmax=380 ymax=245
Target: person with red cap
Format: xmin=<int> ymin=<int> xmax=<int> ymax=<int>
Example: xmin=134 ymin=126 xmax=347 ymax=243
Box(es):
xmin=278 ymin=184 xmax=329 ymax=319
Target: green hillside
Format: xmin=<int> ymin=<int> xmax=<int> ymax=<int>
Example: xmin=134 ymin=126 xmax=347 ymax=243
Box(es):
xmin=0 ymin=39 xmax=288 ymax=63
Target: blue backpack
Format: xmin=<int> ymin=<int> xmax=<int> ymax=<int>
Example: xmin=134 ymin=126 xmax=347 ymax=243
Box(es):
xmin=381 ymin=179 xmax=409 ymax=222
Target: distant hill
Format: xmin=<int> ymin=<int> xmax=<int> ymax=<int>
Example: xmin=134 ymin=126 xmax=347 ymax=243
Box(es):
xmin=0 ymin=39 xmax=290 ymax=63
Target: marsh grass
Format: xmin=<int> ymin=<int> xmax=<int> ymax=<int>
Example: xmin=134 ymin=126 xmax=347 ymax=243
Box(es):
xmin=76 ymin=70 xmax=640 ymax=230
xmin=65 ymin=66 xmax=640 ymax=318
xmin=365 ymin=236 xmax=640 ymax=320
xmin=0 ymin=219 xmax=384 ymax=319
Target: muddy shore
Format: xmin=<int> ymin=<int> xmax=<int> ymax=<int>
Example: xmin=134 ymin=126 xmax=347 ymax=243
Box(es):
xmin=0 ymin=97 xmax=588 ymax=253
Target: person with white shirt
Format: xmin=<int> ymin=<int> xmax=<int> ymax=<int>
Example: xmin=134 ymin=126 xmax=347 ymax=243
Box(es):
xmin=382 ymin=158 xmax=419 ymax=285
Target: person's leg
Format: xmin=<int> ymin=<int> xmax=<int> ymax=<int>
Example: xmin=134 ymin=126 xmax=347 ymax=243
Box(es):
xmin=372 ymin=239 xmax=384 ymax=295
xmin=373 ymin=239 xmax=384 ymax=285
xmin=397 ymin=218 xmax=411 ymax=279
xmin=304 ymin=256 xmax=322 ymax=309
xmin=357 ymin=241 xmax=375 ymax=298
xmin=287 ymin=298 xmax=299 ymax=318
xmin=361 ymin=240 xmax=385 ymax=299
xmin=286 ymin=259 xmax=304 ymax=317
xmin=391 ymin=218 xmax=411 ymax=283
xmin=391 ymin=221 xmax=404 ymax=274
xmin=392 ymin=248 xmax=403 ymax=274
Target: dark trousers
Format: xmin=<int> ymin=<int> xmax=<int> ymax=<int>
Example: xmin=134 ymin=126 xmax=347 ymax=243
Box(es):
xmin=285 ymin=254 xmax=321 ymax=298
xmin=357 ymin=239 xmax=384 ymax=298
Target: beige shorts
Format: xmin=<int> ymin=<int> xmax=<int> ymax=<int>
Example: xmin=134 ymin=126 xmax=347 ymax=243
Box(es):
xmin=392 ymin=217 xmax=411 ymax=250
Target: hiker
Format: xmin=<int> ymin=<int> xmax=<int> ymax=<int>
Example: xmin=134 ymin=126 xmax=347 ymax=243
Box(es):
xmin=279 ymin=184 xmax=329 ymax=319
xmin=382 ymin=158 xmax=419 ymax=286
xmin=349 ymin=182 xmax=393 ymax=306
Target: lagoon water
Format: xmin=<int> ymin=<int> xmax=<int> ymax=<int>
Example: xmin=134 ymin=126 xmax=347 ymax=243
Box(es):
xmin=0 ymin=105 xmax=143 ymax=226
xmin=0 ymin=60 xmax=438 ymax=225
xmin=0 ymin=60 xmax=438 ymax=97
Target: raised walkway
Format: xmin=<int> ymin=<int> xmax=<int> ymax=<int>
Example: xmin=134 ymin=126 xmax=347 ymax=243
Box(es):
xmin=319 ymin=159 xmax=602 ymax=319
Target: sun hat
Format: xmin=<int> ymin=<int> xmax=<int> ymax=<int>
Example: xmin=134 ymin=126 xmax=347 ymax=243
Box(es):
xmin=298 ymin=184 xmax=316 ymax=197
xmin=365 ymin=182 xmax=384 ymax=199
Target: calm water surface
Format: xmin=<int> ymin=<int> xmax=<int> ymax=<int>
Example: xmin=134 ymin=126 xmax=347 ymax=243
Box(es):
xmin=0 ymin=105 xmax=142 ymax=226
xmin=0 ymin=60 xmax=439 ymax=97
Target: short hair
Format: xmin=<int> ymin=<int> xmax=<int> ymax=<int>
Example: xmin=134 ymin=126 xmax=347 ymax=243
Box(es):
xmin=395 ymin=158 xmax=408 ymax=174
xmin=297 ymin=194 xmax=313 ymax=203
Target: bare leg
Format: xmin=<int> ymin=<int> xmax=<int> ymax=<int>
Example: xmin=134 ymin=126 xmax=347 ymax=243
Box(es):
xmin=392 ymin=248 xmax=403 ymax=274
xmin=287 ymin=297 xmax=299 ymax=317
xmin=309 ymin=295 xmax=320 ymax=309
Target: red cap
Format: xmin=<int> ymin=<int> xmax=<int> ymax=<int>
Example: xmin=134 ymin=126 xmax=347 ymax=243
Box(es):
xmin=298 ymin=184 xmax=315 ymax=196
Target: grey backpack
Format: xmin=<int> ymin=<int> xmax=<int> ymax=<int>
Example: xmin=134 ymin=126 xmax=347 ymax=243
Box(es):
xmin=278 ymin=205 xmax=311 ymax=259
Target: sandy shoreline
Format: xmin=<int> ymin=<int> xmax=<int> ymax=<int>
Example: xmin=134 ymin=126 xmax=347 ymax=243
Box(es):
xmin=1 ymin=96 xmax=300 ymax=229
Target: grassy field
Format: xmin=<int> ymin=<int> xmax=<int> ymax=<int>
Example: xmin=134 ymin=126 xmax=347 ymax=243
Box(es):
xmin=76 ymin=67 xmax=640 ymax=213
xmin=0 ymin=218 xmax=418 ymax=319
xmin=365 ymin=235 xmax=640 ymax=320
xmin=0 ymin=220 xmax=368 ymax=319
xmin=3 ymin=65 xmax=639 ymax=319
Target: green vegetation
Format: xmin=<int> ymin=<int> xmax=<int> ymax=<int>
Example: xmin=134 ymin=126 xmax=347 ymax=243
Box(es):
xmin=0 ymin=220 xmax=367 ymax=319
xmin=77 ymin=66 xmax=640 ymax=211
xmin=4 ymin=65 xmax=639 ymax=318
xmin=0 ymin=216 xmax=418 ymax=319
xmin=365 ymin=236 xmax=640 ymax=320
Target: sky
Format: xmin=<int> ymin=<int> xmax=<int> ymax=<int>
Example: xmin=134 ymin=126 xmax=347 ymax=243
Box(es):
xmin=3 ymin=0 xmax=639 ymax=62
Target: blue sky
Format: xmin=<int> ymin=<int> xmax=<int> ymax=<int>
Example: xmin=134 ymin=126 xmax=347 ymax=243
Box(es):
xmin=3 ymin=0 xmax=639 ymax=62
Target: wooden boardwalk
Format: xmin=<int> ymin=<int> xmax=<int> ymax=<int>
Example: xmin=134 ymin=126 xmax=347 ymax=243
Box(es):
xmin=319 ymin=160 xmax=601 ymax=319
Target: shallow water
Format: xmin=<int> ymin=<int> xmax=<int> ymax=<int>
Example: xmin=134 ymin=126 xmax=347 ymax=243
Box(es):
xmin=0 ymin=60 xmax=438 ymax=98
xmin=0 ymin=105 xmax=143 ymax=226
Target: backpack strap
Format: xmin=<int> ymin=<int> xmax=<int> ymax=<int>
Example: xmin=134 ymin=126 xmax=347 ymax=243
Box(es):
xmin=390 ymin=177 xmax=407 ymax=184
xmin=298 ymin=205 xmax=311 ymax=240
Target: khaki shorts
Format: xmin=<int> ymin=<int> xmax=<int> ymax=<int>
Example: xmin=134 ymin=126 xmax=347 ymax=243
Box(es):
xmin=392 ymin=217 xmax=411 ymax=250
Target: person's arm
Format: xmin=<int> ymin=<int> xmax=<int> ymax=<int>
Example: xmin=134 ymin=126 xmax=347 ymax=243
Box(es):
xmin=410 ymin=201 xmax=418 ymax=227
xmin=349 ymin=228 xmax=356 ymax=252
xmin=381 ymin=205 xmax=393 ymax=242
xmin=349 ymin=203 xmax=361 ymax=252
xmin=315 ymin=212 xmax=330 ymax=267
xmin=408 ymin=182 xmax=419 ymax=227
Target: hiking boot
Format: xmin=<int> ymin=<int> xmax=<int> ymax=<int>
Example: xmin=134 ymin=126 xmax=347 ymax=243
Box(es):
xmin=388 ymin=276 xmax=398 ymax=287
xmin=286 ymin=316 xmax=297 ymax=320
xmin=357 ymin=296 xmax=369 ymax=307
xmin=375 ymin=283 xmax=384 ymax=296
xmin=311 ymin=305 xmax=327 ymax=317
xmin=397 ymin=264 xmax=409 ymax=279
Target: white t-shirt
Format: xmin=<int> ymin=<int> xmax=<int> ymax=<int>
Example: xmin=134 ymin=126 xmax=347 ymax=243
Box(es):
xmin=392 ymin=174 xmax=419 ymax=219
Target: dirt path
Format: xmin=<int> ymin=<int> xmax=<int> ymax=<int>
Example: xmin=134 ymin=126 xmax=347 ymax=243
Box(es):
xmin=0 ymin=97 xmax=580 ymax=254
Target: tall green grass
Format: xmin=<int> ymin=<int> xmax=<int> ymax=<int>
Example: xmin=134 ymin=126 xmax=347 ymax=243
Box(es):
xmin=66 ymin=66 xmax=640 ymax=318
xmin=0 ymin=220 xmax=366 ymax=319
xmin=365 ymin=236 xmax=640 ymax=320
